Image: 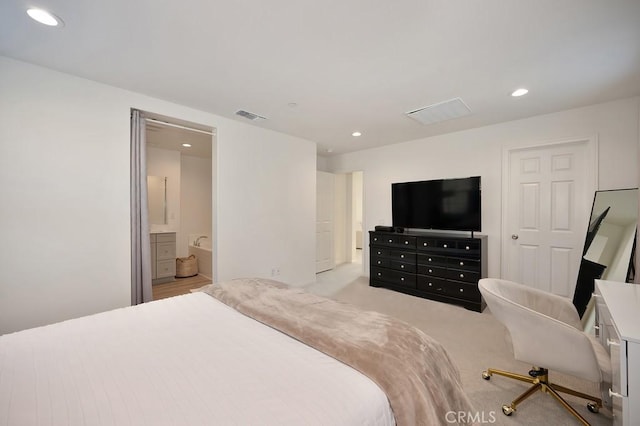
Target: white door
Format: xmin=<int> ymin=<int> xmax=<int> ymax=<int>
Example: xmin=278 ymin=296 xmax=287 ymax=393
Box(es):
xmin=503 ymin=139 xmax=596 ymax=296
xmin=316 ymin=171 xmax=335 ymax=273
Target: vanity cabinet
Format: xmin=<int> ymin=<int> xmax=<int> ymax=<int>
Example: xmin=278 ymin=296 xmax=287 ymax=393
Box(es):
xmin=369 ymin=231 xmax=487 ymax=312
xmin=151 ymin=232 xmax=176 ymax=284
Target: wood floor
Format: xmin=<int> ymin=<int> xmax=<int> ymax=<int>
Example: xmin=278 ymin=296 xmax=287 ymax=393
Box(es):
xmin=152 ymin=275 xmax=213 ymax=300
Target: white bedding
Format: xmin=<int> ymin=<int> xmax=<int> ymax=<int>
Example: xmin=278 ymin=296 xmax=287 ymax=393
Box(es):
xmin=0 ymin=292 xmax=395 ymax=426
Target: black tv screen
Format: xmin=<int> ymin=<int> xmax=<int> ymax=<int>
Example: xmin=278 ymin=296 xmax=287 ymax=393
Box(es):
xmin=392 ymin=177 xmax=481 ymax=231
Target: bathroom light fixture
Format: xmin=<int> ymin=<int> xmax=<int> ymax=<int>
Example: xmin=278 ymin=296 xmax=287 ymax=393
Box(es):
xmin=511 ymin=88 xmax=529 ymax=97
xmin=27 ymin=8 xmax=64 ymax=27
xmin=352 ymin=131 xmax=362 ymax=137
xmin=182 ymin=143 xmax=192 ymax=147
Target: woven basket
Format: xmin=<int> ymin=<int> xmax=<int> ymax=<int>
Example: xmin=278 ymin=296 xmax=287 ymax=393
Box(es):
xmin=176 ymin=254 xmax=198 ymax=278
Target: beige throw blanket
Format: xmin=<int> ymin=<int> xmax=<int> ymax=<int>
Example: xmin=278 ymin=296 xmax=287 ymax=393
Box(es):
xmin=198 ymin=278 xmax=474 ymax=425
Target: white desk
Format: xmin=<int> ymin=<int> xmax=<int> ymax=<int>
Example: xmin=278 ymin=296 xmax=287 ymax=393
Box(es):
xmin=594 ymin=280 xmax=640 ymax=426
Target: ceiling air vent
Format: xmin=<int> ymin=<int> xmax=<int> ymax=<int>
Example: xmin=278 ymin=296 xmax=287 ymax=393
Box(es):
xmin=235 ymin=110 xmax=267 ymax=121
xmin=406 ymin=97 xmax=472 ymax=126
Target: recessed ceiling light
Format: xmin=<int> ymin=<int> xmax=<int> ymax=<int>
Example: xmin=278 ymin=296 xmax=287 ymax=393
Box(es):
xmin=352 ymin=131 xmax=362 ymax=137
xmin=182 ymin=143 xmax=192 ymax=147
xmin=27 ymin=8 xmax=63 ymax=27
xmin=511 ymin=88 xmax=529 ymax=97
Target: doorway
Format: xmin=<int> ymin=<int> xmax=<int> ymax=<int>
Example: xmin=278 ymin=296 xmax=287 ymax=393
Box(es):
xmin=312 ymin=170 xmax=364 ymax=296
xmin=142 ymin=112 xmax=217 ymax=299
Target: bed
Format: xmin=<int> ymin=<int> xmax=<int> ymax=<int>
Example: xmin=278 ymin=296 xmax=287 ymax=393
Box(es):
xmin=0 ymin=278 xmax=473 ymax=425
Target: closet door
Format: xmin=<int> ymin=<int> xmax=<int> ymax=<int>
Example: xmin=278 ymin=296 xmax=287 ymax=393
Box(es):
xmin=316 ymin=171 xmax=335 ymax=273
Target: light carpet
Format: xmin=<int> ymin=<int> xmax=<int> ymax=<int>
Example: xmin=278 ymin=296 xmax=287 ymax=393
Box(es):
xmin=329 ymin=277 xmax=612 ymax=426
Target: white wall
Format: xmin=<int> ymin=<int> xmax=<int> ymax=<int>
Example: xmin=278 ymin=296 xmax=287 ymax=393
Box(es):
xmin=147 ymin=147 xmax=181 ymax=234
xmin=180 ymin=154 xmax=213 ymax=258
xmin=328 ymin=97 xmax=640 ymax=279
xmin=0 ymin=56 xmax=316 ymax=334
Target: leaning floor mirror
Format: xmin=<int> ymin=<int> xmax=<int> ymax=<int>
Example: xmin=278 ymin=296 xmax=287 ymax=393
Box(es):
xmin=573 ymin=188 xmax=638 ymax=320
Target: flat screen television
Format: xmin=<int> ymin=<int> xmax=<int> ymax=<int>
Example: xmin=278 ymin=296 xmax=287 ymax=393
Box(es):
xmin=392 ymin=176 xmax=481 ymax=232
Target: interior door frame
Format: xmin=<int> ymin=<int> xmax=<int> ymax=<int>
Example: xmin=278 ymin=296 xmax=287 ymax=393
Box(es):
xmin=500 ymin=135 xmax=599 ymax=280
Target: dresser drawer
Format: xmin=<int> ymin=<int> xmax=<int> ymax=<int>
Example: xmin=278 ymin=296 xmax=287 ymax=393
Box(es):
xmin=417 ymin=237 xmax=437 ymax=250
xmin=446 ymin=268 xmax=480 ymax=283
xmin=157 ymin=242 xmax=176 ymax=260
xmin=416 ymin=276 xmax=448 ymax=294
xmin=390 ymin=260 xmax=416 ymax=273
xmin=156 ymin=232 xmax=176 ymax=243
xmin=608 ymin=327 xmax=625 ymax=398
xmin=417 ymin=265 xmax=447 ymax=277
xmin=444 ymin=280 xmax=481 ymax=301
xmin=372 ymin=234 xmax=417 ymax=248
xmin=371 ymin=257 xmax=391 ymax=268
xmin=371 ymin=247 xmax=391 ymax=257
xmin=395 ymin=235 xmax=417 ymax=248
xmin=370 ymin=234 xmax=384 ymax=245
xmin=390 ymin=250 xmax=416 ymax=262
xmin=436 ymin=239 xmax=457 ymax=250
xmin=448 ymin=257 xmax=480 ymax=272
xmin=417 ymin=254 xmax=448 ymax=267
xmin=371 ymin=267 xmax=416 ymax=289
xmin=156 ymin=259 xmax=176 ymax=278
xmin=456 ymin=240 xmax=480 ymax=252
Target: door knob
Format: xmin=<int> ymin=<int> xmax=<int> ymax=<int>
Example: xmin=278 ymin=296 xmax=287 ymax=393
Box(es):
xmin=511 ymin=234 xmax=519 ymax=240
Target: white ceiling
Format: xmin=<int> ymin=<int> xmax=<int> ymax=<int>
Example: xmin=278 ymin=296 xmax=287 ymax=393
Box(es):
xmin=2 ymin=1 xmax=639 ymax=156
xmin=146 ymin=120 xmax=213 ymax=159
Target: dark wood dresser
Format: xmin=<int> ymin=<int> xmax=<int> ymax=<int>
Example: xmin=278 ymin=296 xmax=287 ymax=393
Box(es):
xmin=369 ymin=230 xmax=487 ymax=312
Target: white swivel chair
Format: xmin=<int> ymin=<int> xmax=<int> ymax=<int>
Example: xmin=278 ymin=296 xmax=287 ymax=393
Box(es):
xmin=478 ymin=278 xmax=611 ymax=426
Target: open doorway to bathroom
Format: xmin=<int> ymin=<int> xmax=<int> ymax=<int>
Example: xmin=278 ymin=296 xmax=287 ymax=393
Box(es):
xmin=143 ymin=112 xmax=216 ymax=300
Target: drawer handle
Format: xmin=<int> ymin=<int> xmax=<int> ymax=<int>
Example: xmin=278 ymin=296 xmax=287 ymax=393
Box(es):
xmin=404 ymin=241 xmax=409 ymax=245
xmin=388 ymin=239 xmax=393 ymax=243
xmin=459 ymin=288 xmax=464 ymax=292
xmin=608 ymin=388 xmax=623 ymax=399
xmin=423 ymin=242 xmax=428 ymax=246
xmin=465 ymin=246 xmax=470 ymax=250
xmin=460 ymin=273 xmax=465 ymax=278
xmin=428 ymin=258 xmax=432 ymax=262
xmin=400 ymin=254 xmax=404 ymax=258
xmin=607 ymin=339 xmax=620 ymax=348
xmin=428 ymin=269 xmax=433 ymax=273
xmin=400 ymin=265 xmax=405 ymax=269
xmin=377 ymin=272 xmax=382 ymax=277
xmin=377 ymin=261 xmax=381 ymax=264
xmin=459 ymin=261 xmax=464 ymax=266
xmin=428 ymin=282 xmax=433 ymax=287
xmin=443 ymin=244 xmax=448 ymax=248
xmin=400 ymin=277 xmax=405 ymax=281
xmin=377 ymin=251 xmax=382 ymax=255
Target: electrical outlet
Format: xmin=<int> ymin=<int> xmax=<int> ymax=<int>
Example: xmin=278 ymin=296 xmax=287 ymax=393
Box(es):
xmin=271 ymin=268 xmax=281 ymax=277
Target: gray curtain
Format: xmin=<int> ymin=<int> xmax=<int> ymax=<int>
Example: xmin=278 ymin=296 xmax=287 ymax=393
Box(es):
xmin=130 ymin=109 xmax=153 ymax=304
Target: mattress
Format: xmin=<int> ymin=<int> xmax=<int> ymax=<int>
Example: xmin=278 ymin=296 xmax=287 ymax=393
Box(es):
xmin=0 ymin=292 xmax=395 ymax=425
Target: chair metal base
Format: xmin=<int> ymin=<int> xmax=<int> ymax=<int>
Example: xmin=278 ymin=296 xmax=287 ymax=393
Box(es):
xmin=482 ymin=367 xmax=602 ymax=426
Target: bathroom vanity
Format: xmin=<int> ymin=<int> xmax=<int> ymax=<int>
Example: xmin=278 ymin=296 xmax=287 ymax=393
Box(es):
xmin=151 ymin=232 xmax=176 ymax=284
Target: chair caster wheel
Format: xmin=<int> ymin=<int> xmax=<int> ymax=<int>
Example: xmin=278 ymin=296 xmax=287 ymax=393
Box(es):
xmin=502 ymin=405 xmax=515 ymax=416
xmin=482 ymin=371 xmax=491 ymax=380
xmin=587 ymin=402 xmax=599 ymax=413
